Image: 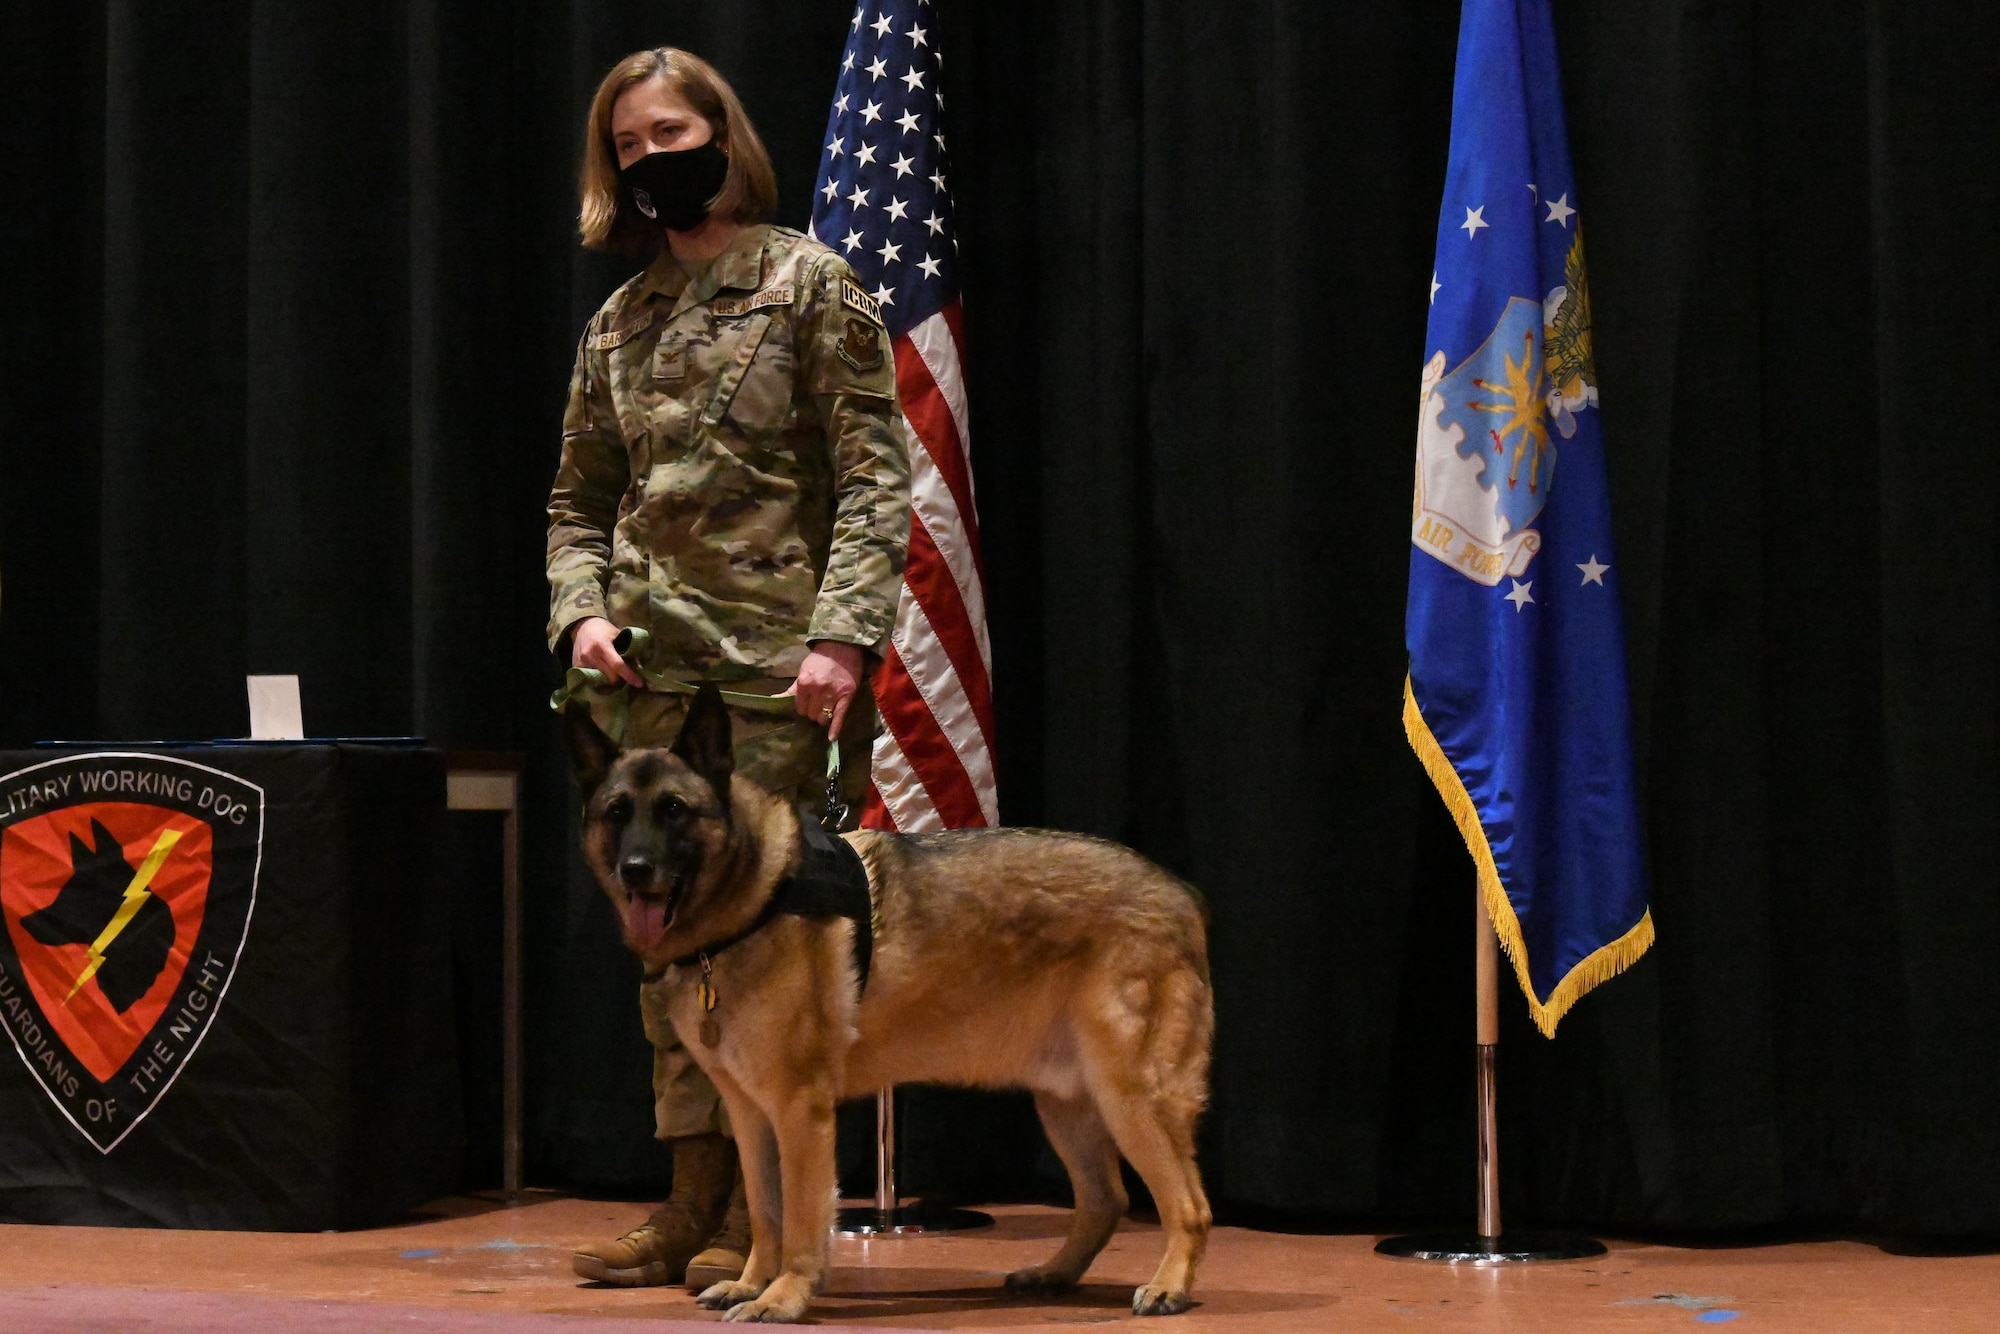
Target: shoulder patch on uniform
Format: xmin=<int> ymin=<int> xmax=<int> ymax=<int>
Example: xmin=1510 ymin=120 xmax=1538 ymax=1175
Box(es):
xmin=840 ymin=278 xmax=882 ymax=324
xmin=711 ymin=284 xmax=796 ymax=318
xmin=836 ymin=316 xmax=885 ymax=373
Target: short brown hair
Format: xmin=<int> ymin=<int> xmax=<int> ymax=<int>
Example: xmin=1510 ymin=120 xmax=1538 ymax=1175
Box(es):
xmin=578 ymin=49 xmax=779 ymax=255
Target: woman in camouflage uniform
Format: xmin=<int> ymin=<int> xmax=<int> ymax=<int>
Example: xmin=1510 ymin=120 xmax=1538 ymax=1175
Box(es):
xmin=547 ymin=48 xmax=911 ymax=1293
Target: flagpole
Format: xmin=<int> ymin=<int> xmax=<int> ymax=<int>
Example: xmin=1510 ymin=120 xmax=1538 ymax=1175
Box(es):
xmin=1374 ymin=881 xmax=1604 ymax=1264
xmin=835 ymin=1086 xmax=993 ymax=1237
xmin=1474 ymin=889 xmax=1501 ymax=1239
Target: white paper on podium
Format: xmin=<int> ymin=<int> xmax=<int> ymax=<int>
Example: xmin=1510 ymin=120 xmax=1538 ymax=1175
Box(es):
xmin=247 ymin=675 xmax=305 ymax=740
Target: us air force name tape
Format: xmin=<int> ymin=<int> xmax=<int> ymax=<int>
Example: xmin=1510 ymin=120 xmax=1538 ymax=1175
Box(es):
xmin=711 ymin=284 xmax=795 ymax=318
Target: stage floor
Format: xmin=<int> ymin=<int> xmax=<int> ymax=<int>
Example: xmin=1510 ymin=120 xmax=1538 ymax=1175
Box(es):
xmin=1 ymin=1196 xmax=1994 ymax=1331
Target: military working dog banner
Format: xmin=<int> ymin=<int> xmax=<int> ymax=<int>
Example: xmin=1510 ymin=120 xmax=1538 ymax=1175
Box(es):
xmin=0 ymin=745 xmax=461 ymax=1230
xmin=1404 ymin=0 xmax=1652 ymax=1036
xmin=0 ymin=753 xmax=263 ymax=1153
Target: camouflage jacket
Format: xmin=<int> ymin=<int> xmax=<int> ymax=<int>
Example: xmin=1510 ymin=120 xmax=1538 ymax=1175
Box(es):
xmin=546 ymin=224 xmax=912 ymax=679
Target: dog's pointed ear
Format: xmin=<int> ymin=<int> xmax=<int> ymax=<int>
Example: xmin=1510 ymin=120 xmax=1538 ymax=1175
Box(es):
xmin=671 ymin=685 xmax=734 ymax=803
xmin=89 ymin=819 xmax=122 ymax=860
xmin=563 ymin=700 xmax=620 ymax=798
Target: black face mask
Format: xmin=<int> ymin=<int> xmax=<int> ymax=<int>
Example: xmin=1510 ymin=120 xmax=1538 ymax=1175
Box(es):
xmin=621 ymin=142 xmax=729 ymax=232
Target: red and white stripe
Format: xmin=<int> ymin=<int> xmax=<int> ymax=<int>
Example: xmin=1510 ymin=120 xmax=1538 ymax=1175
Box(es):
xmin=861 ymin=301 xmax=999 ymax=832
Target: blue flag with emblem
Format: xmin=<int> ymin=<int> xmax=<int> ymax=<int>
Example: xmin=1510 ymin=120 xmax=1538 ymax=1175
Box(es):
xmin=1405 ymin=0 xmax=1651 ymax=1037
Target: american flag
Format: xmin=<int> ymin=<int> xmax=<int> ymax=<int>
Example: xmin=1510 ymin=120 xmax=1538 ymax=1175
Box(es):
xmin=811 ymin=0 xmax=997 ymax=832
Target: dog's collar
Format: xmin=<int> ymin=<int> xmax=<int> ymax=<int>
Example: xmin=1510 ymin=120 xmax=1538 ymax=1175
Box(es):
xmin=647 ymin=820 xmax=874 ymax=992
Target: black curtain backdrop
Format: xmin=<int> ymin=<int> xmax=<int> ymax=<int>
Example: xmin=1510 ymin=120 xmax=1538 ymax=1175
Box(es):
xmin=4 ymin=1 xmax=1998 ymax=1236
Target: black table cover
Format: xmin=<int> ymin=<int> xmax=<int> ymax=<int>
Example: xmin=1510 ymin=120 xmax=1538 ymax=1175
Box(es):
xmin=0 ymin=745 xmax=461 ymax=1230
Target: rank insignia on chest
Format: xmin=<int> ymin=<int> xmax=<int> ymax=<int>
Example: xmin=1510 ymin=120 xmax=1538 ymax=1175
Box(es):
xmin=653 ymin=333 xmax=685 ymax=380
xmin=837 ymin=316 xmax=884 ymax=372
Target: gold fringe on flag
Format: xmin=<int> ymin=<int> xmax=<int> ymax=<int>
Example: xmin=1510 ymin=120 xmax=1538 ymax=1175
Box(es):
xmin=1403 ymin=675 xmax=1653 ymax=1038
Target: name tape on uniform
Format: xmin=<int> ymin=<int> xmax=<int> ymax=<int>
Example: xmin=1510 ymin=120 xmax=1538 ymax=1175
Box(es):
xmin=711 ymin=285 xmax=796 ymax=318
xmin=840 ymin=279 xmax=882 ymax=324
xmin=589 ymin=316 xmax=654 ymax=351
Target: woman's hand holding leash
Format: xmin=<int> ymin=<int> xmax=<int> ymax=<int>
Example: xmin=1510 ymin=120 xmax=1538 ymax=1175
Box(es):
xmin=789 ymin=641 xmax=863 ymax=735
xmin=572 ymin=617 xmax=645 ymax=688
xmin=566 ymin=621 xmax=855 ymax=735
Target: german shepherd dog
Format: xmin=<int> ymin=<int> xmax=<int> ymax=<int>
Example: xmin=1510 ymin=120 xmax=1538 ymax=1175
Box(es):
xmin=568 ymin=687 xmax=1213 ymax=1324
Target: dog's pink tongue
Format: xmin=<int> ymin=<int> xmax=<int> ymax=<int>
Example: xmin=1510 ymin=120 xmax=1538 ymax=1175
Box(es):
xmin=625 ymin=897 xmax=667 ymax=949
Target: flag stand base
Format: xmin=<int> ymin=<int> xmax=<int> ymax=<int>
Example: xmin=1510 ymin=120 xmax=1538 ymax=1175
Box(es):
xmin=835 ymin=1203 xmax=994 ymax=1236
xmin=1374 ymin=1231 xmax=1604 ymax=1263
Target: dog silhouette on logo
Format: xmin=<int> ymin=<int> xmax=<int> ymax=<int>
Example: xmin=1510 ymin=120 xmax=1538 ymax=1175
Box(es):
xmin=21 ymin=819 xmax=175 ymax=1012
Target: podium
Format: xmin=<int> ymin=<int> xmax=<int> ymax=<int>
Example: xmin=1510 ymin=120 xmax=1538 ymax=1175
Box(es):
xmin=0 ymin=743 xmax=461 ymax=1230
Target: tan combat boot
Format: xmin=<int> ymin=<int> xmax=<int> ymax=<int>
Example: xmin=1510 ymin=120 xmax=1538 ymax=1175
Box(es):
xmin=684 ymin=1172 xmax=753 ymax=1293
xmin=572 ymin=1133 xmax=737 ymax=1286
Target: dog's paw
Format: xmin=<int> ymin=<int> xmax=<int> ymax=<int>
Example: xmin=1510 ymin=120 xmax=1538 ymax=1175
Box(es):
xmin=1131 ymin=1284 xmax=1194 ymax=1316
xmin=1003 ymin=1266 xmax=1080 ymax=1296
xmin=696 ymin=1279 xmax=763 ymax=1311
xmin=720 ymin=1293 xmax=809 ymax=1323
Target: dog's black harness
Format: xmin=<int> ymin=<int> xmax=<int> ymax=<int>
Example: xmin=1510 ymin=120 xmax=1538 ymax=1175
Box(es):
xmin=661 ymin=819 xmax=874 ymax=992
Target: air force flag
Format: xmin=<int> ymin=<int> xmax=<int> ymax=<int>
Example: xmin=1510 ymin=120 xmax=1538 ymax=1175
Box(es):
xmin=1405 ymin=0 xmax=1652 ymax=1036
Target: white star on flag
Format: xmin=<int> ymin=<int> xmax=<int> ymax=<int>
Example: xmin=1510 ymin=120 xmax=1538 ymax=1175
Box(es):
xmin=901 ymin=67 xmax=926 ymax=93
xmin=860 ymin=99 xmax=882 ymax=124
xmin=1577 ymin=555 xmax=1609 ymax=586
xmin=871 ymin=282 xmax=895 ymax=306
xmin=896 ymin=110 xmax=921 ymax=134
xmin=1430 ymin=271 xmax=1441 ymax=304
xmin=1462 ymin=205 xmax=1489 ymax=237
xmin=1546 ymin=193 xmax=1575 ymax=227
xmin=841 ymin=227 xmax=864 ymax=253
xmin=856 ymin=142 xmax=878 ymax=166
xmin=847 ymin=184 xmax=870 ymax=209
xmin=891 ymin=154 xmax=914 ymax=178
xmin=876 ymin=238 xmax=902 ymax=263
xmin=1505 ymin=579 xmax=1535 ymax=611
xmin=918 ymin=254 xmax=942 ymax=279
xmin=885 ymin=197 xmax=910 ymax=221
xmin=866 ymin=56 xmax=888 ymax=79
xmin=871 ymin=13 xmax=892 ymax=36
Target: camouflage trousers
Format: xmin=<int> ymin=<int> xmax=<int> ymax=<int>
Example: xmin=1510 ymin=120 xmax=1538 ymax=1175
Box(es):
xmin=577 ymin=680 xmax=873 ymax=1142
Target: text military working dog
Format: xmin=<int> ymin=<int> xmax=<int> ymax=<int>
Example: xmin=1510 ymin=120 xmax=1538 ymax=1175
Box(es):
xmin=567 ymin=687 xmax=1214 ymax=1324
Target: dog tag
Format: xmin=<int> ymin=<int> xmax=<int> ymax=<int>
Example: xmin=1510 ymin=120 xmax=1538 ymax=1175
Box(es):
xmin=697 ymin=953 xmax=719 ymax=1046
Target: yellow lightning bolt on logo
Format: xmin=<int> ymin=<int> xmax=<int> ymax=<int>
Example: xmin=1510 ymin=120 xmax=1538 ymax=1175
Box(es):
xmin=63 ymin=827 xmax=184 ymax=1005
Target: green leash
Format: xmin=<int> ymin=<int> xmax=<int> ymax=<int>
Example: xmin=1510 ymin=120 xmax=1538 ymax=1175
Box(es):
xmin=551 ymin=626 xmax=850 ymax=827
xmin=549 ymin=625 xmax=801 ymax=743
xmin=820 ymin=722 xmax=848 ymax=831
